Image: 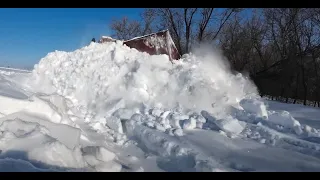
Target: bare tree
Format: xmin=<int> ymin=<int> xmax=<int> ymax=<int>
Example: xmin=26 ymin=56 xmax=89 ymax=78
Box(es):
xmin=197 ymin=8 xmax=214 ymax=42
xmin=109 ymin=8 xmax=320 ymax=106
xmin=110 ymin=17 xmax=142 ymax=40
xmin=140 ymin=8 xmax=157 ymax=35
xmin=184 ymin=8 xmax=198 ymax=52
xmin=211 ymin=8 xmax=240 ymax=41
xmin=157 ymin=8 xmax=184 ymax=54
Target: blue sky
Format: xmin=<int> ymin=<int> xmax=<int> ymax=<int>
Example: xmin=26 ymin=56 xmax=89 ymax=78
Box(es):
xmin=0 ymin=8 xmax=144 ymax=68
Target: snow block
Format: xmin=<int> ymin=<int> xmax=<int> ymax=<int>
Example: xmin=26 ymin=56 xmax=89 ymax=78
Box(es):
xmin=95 ymin=161 xmax=122 ymax=172
xmin=214 ymin=116 xmax=245 ymax=135
xmin=189 ymin=113 xmax=206 ymax=123
xmin=173 ymin=129 xmax=184 ymax=136
xmin=182 ymin=118 xmax=197 ymax=130
xmin=151 ymin=108 xmax=163 ymax=117
xmin=105 ymin=116 xmax=123 ymax=134
xmin=267 ymin=111 xmax=301 ymax=130
xmin=200 ymin=111 xmax=216 ymax=124
xmin=155 ymin=123 xmax=166 ymax=132
xmin=239 ymin=99 xmax=268 ymax=119
xmin=112 ymin=108 xmax=135 ymax=120
xmin=96 ymin=147 xmax=116 ymax=162
xmin=0 ymin=112 xmax=81 ymax=150
xmin=81 ymin=146 xmax=116 ymax=163
xmin=130 ymin=113 xmax=144 ymax=123
xmin=83 ymin=155 xmax=100 ymax=167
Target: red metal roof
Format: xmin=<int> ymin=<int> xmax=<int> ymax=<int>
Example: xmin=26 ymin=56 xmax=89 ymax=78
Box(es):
xmin=99 ymin=30 xmax=181 ymax=61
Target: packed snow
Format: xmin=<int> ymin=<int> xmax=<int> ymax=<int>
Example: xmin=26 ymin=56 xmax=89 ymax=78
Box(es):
xmin=1 ymin=41 xmax=320 ymax=171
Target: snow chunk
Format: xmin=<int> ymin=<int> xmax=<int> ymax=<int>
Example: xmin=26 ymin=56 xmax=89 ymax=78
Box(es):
xmin=95 ymin=161 xmax=122 ymax=172
xmin=155 ymin=123 xmax=166 ymax=132
xmin=267 ymin=111 xmax=301 ymax=130
xmin=214 ymin=116 xmax=245 ymax=135
xmin=0 ymin=113 xmax=81 ymax=150
xmin=196 ymin=122 xmax=203 ymax=129
xmin=105 ymin=116 xmax=123 ymax=134
xmin=173 ymin=129 xmax=184 ymax=136
xmin=97 ymin=147 xmax=116 ymax=162
xmin=160 ymin=111 xmax=171 ymax=119
xmin=151 ymin=108 xmax=163 ymax=117
xmin=112 ymin=108 xmax=136 ymax=120
xmin=189 ymin=113 xmax=206 ymax=123
xmin=240 ymin=99 xmax=268 ymax=119
xmin=182 ymin=118 xmax=197 ymax=130
xmin=28 ymin=141 xmax=86 ymax=169
xmin=83 ymin=155 xmax=100 ymax=167
xmin=259 ymin=139 xmax=266 ymax=144
xmin=81 ymin=146 xmax=116 ymax=162
xmin=130 ymin=113 xmax=144 ymax=123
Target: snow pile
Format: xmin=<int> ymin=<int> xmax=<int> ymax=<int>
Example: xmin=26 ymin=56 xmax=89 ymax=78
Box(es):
xmin=2 ymin=39 xmax=320 ymax=171
xmin=29 ymin=42 xmax=257 ymax=124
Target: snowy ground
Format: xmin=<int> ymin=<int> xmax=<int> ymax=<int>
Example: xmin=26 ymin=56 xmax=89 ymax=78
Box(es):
xmin=1 ymin=42 xmax=320 ymax=172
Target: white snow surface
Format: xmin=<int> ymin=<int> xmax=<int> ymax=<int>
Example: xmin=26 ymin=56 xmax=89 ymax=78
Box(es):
xmin=1 ymin=42 xmax=320 ymax=171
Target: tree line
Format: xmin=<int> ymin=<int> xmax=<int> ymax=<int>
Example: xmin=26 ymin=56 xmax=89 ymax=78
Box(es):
xmin=109 ymin=8 xmax=320 ymax=107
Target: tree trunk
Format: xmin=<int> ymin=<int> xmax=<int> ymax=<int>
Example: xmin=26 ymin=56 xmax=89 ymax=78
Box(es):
xmin=280 ymin=85 xmax=286 ymax=98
